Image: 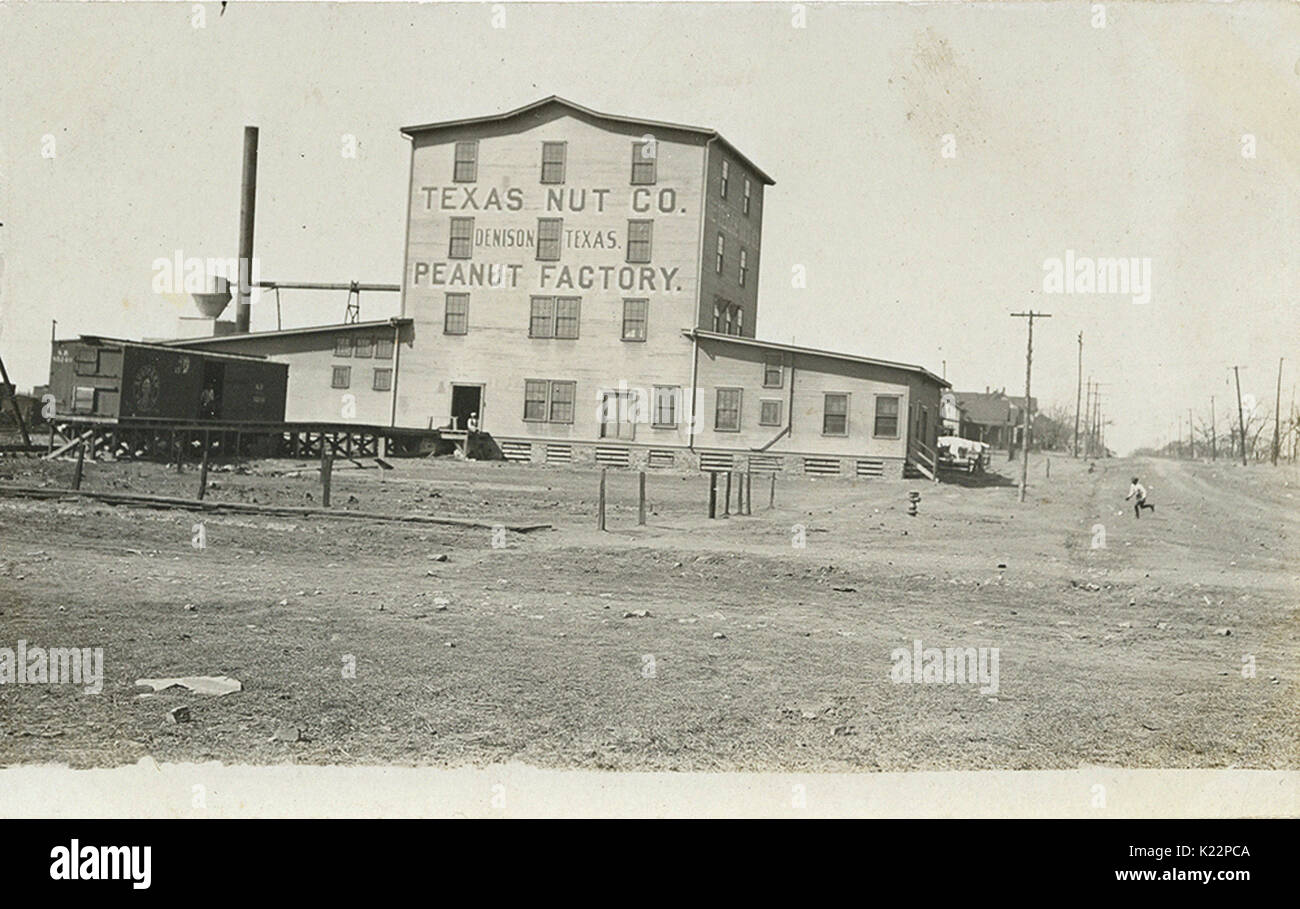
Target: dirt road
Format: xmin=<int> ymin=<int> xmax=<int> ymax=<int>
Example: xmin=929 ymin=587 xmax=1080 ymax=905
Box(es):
xmin=0 ymin=453 xmax=1295 ymax=771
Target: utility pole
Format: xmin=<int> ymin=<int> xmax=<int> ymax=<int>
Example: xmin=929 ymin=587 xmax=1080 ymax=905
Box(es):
xmin=1084 ymin=378 xmax=1094 ymax=457
xmin=1272 ymin=357 xmax=1284 ymax=466
xmin=1073 ymin=332 xmax=1082 ymax=458
xmin=1188 ymin=409 xmax=1194 ymax=460
xmin=1232 ymin=365 xmax=1248 ymax=467
xmin=1089 ymin=385 xmax=1107 ymax=458
xmin=1010 ymin=310 xmax=1051 ymax=502
xmin=1210 ymin=395 xmax=1217 ymax=461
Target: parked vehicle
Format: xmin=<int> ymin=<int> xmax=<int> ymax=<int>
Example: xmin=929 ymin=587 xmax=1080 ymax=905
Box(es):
xmin=937 ymin=435 xmax=988 ymax=474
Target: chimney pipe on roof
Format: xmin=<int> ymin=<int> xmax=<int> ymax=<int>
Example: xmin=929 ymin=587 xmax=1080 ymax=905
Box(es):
xmin=235 ymin=126 xmax=259 ymax=333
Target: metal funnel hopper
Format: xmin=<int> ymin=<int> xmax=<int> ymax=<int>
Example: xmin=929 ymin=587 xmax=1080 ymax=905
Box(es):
xmin=192 ymin=276 xmax=232 ymax=318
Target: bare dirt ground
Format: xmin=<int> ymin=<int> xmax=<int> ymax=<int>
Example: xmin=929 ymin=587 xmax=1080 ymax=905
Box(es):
xmin=0 ymin=450 xmax=1296 ymax=772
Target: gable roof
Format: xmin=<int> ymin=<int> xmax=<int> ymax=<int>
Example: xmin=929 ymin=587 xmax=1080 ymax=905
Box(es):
xmin=953 ymin=390 xmax=1037 ymax=425
xmin=688 ymin=330 xmax=947 ymax=387
xmin=401 ymin=95 xmax=775 ymax=185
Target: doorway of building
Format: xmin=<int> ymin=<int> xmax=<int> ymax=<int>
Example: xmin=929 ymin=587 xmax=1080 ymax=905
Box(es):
xmin=599 ymin=390 xmax=637 ymax=440
xmin=450 ymin=384 xmax=483 ymax=431
xmin=199 ymin=360 xmax=224 ymax=419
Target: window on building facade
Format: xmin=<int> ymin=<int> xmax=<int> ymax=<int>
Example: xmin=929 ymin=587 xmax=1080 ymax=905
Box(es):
xmin=720 ymin=159 xmax=730 ymax=198
xmin=331 ymin=366 xmax=351 ymax=389
xmin=631 ymin=140 xmax=656 ymax=184
xmin=874 ymin=395 xmax=900 ymax=438
xmin=548 ymin=380 xmax=575 ymax=422
xmin=622 ymin=298 xmax=648 ymax=341
xmin=354 ymin=337 xmax=374 ymax=358
xmin=530 ymin=296 xmax=555 ymax=338
xmin=523 ymin=379 xmax=576 ymax=424
xmin=536 ymin=217 xmax=562 ymax=261
xmin=709 ymin=301 xmax=742 ymax=336
xmin=739 ymin=249 xmax=748 ymax=287
xmin=523 ymin=379 xmax=548 ymax=421
xmin=540 ymin=141 xmax=566 ymax=184
xmin=529 ymin=296 xmax=579 ymax=339
xmin=823 ymin=393 xmax=849 ymax=436
xmin=652 ymin=385 xmax=678 ymax=427
xmin=448 ymin=217 xmax=473 ymax=259
xmin=373 ymin=368 xmax=392 ymax=392
xmin=626 ymin=220 xmax=652 ymax=264
xmin=760 ymin=399 xmax=783 ymax=426
xmin=554 ymin=296 xmax=580 ymax=339
xmin=763 ymin=353 xmax=783 ymax=388
xmin=334 ymin=336 xmax=353 ymax=357
xmin=743 ymin=177 xmax=752 ymax=215
xmin=453 ymin=141 xmax=478 ymax=182
xmin=715 ymin=233 xmax=724 ymax=273
xmin=715 ymin=387 xmax=742 ymax=431
xmin=374 ymin=338 xmax=394 ymax=359
xmin=444 ymin=293 xmax=469 ymax=335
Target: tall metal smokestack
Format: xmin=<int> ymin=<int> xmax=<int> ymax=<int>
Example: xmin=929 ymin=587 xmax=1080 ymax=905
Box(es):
xmin=236 ymin=125 xmax=259 ymax=333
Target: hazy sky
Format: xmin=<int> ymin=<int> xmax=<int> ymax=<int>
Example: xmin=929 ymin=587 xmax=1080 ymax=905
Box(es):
xmin=3 ymin=1 xmax=1298 ymax=454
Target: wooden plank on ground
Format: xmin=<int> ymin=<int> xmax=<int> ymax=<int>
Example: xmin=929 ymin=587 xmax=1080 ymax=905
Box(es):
xmin=43 ymin=430 xmax=94 ymax=460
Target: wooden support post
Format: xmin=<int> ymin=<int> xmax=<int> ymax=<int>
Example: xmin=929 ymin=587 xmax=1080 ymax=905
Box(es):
xmin=709 ymin=472 xmax=717 ymax=519
xmin=198 ymin=433 xmax=210 ymax=500
xmin=597 ymin=468 xmax=607 ymax=531
xmin=638 ymin=470 xmax=646 ymax=526
xmin=321 ymin=451 xmax=333 ymax=508
xmin=175 ymin=430 xmax=184 ymax=473
xmin=71 ymin=440 xmax=85 ymax=490
xmin=769 ymin=474 xmax=776 ymax=509
xmin=723 ymin=471 xmax=732 ymax=517
xmin=745 ymin=471 xmax=753 ymax=515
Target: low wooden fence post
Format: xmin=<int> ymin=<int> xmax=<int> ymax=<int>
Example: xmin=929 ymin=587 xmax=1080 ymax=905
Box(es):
xmin=597 ymin=468 xmax=607 ymax=530
xmin=321 ymin=451 xmax=333 ymax=508
xmin=71 ymin=440 xmax=85 ymax=490
xmin=638 ymin=470 xmax=646 ymax=526
xmin=198 ymin=433 xmax=210 ymax=500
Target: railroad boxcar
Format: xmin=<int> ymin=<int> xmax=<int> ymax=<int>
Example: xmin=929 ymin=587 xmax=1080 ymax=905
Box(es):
xmin=49 ymin=336 xmax=288 ymax=423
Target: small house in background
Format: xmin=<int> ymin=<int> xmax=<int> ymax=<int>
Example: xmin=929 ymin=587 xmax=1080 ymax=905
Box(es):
xmin=953 ymin=388 xmax=1036 ymax=450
